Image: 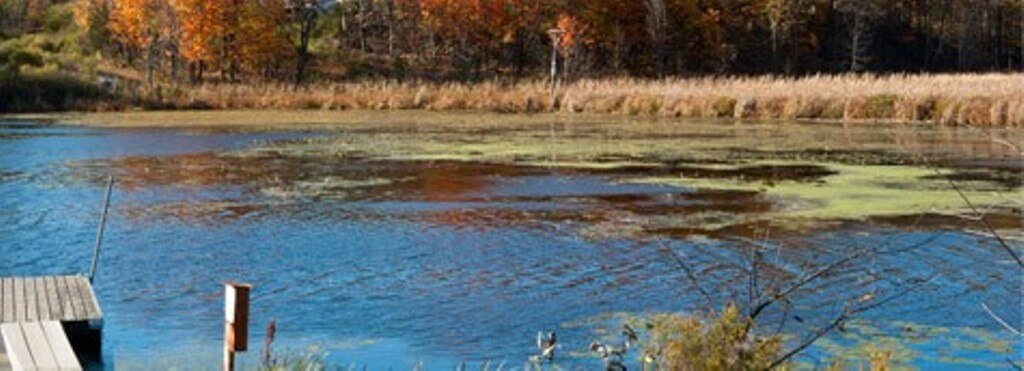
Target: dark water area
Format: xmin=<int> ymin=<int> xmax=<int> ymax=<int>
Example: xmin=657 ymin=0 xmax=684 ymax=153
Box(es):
xmin=0 ymin=119 xmax=1020 ymax=370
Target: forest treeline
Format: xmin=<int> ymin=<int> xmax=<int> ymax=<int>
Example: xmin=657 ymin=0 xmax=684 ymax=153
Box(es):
xmin=1 ymin=0 xmax=1022 ymax=86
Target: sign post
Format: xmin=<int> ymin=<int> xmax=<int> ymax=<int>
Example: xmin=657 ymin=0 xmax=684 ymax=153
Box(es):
xmin=224 ymin=283 xmax=251 ymax=371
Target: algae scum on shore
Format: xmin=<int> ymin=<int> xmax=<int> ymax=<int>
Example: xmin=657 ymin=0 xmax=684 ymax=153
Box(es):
xmin=12 ymin=114 xmax=1021 ymax=368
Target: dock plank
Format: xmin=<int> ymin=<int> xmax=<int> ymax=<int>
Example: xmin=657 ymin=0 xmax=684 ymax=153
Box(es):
xmin=13 ymin=278 xmax=24 ymax=322
xmin=71 ymin=277 xmax=100 ymax=320
xmin=22 ymin=322 xmax=59 ymax=370
xmin=45 ymin=277 xmax=61 ymax=321
xmin=66 ymin=278 xmax=85 ymax=322
xmin=58 ymin=274 xmax=76 ymax=321
xmin=24 ymin=278 xmax=37 ymax=322
xmin=1 ymin=322 xmax=35 ymax=370
xmin=2 ymin=321 xmax=83 ymax=371
xmin=1 ymin=278 xmax=10 ymax=323
xmin=41 ymin=321 xmax=82 ymax=371
xmin=54 ymin=277 xmax=71 ymax=321
xmin=35 ymin=278 xmax=50 ymax=323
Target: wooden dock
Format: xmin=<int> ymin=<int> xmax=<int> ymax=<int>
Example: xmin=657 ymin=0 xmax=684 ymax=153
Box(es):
xmin=0 ymin=275 xmax=103 ymax=370
xmin=0 ymin=276 xmax=102 ymax=325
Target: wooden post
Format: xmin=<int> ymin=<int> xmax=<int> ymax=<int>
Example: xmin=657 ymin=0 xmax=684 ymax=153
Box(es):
xmin=224 ymin=283 xmax=251 ymax=371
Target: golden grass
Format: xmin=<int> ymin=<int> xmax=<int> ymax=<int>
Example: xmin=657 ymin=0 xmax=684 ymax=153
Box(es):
xmin=84 ymin=73 xmax=1024 ymax=126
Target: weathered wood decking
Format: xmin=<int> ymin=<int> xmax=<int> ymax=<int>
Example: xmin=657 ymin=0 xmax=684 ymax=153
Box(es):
xmin=0 ymin=276 xmax=103 ymax=371
xmin=0 ymin=276 xmax=102 ymax=325
xmin=1 ymin=321 xmax=83 ymax=370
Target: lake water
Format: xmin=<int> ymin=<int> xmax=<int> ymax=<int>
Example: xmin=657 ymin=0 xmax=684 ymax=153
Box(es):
xmin=0 ymin=117 xmax=1020 ymax=370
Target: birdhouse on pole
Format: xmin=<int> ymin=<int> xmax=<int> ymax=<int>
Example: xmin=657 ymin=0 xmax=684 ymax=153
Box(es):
xmin=224 ymin=282 xmax=252 ymax=371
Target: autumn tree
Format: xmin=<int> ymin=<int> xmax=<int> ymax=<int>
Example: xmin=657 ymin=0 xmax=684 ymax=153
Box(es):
xmin=836 ymin=0 xmax=886 ymax=71
xmin=237 ymin=0 xmax=290 ymax=77
xmin=25 ymin=0 xmax=48 ymax=31
xmin=30 ymin=0 xmax=1024 ymax=83
xmin=556 ymin=13 xmax=587 ymax=82
xmin=110 ymin=0 xmax=175 ymax=86
xmin=645 ymin=0 xmax=667 ymax=76
xmin=74 ymin=0 xmax=113 ymax=52
xmin=171 ymin=0 xmax=225 ymax=81
xmin=286 ymin=0 xmax=317 ymax=86
xmin=0 ymin=0 xmax=49 ymax=33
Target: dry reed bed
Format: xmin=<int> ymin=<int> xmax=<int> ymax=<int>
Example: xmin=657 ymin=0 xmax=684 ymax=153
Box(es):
xmin=155 ymin=73 xmax=1024 ymax=126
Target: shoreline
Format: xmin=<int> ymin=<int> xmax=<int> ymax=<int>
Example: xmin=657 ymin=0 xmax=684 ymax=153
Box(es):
xmin=3 ymin=73 xmax=1023 ymax=128
xmin=0 ymin=109 xmax=992 ymax=130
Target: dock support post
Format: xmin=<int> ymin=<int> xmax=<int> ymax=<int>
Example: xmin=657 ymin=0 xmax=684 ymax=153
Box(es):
xmin=224 ymin=283 xmax=251 ymax=371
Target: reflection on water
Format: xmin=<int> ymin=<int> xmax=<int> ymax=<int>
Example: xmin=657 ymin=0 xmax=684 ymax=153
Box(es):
xmin=0 ymin=118 xmax=1020 ymax=369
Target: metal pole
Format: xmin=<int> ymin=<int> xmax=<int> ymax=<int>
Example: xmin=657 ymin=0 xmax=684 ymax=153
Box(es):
xmin=550 ymin=40 xmax=558 ymax=98
xmin=547 ymin=29 xmax=562 ymax=100
xmin=89 ymin=175 xmax=115 ymax=283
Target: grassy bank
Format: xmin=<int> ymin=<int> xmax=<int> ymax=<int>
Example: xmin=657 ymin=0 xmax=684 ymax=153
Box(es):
xmin=41 ymin=74 xmax=1024 ymax=126
xmin=0 ymin=5 xmax=114 ymax=112
xmin=4 ymin=70 xmax=1024 ymax=126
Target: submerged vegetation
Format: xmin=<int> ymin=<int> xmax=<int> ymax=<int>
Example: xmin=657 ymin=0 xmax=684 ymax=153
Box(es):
xmin=51 ymin=110 xmax=1020 ymax=236
xmin=633 ymin=162 xmax=1016 ymax=220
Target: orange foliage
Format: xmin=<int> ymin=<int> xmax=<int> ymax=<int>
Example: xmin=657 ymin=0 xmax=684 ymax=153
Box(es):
xmin=109 ymin=0 xmax=153 ymax=48
xmin=556 ymin=14 xmax=588 ymax=50
xmin=170 ymin=0 xmax=226 ymax=64
xmin=236 ymin=0 xmax=291 ymax=72
xmin=421 ymin=0 xmax=542 ymax=47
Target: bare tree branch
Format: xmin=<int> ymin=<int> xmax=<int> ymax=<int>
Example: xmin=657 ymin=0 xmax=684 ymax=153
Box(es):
xmin=936 ymin=168 xmax=1024 ymax=268
xmin=768 ymin=274 xmax=937 ymax=369
xmin=657 ymin=239 xmax=714 ymax=310
xmin=745 ymin=231 xmax=943 ymax=335
xmin=980 ymin=302 xmax=1023 ymax=337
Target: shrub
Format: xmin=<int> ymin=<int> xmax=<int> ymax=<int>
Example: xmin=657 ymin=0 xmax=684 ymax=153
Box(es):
xmin=913 ymin=96 xmax=940 ymax=121
xmin=734 ymin=98 xmax=757 ymax=119
xmin=712 ymin=96 xmax=737 ymax=117
xmin=864 ymin=94 xmax=898 ymax=119
xmin=8 ymin=48 xmax=44 ymax=69
xmin=44 ymin=5 xmax=74 ymax=33
xmin=645 ymin=304 xmax=783 ymax=370
xmin=0 ymin=69 xmax=106 ymax=112
xmin=959 ymin=98 xmax=993 ymax=126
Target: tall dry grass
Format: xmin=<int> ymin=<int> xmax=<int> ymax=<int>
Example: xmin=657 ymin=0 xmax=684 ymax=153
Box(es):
xmin=135 ymin=73 xmax=1024 ymax=126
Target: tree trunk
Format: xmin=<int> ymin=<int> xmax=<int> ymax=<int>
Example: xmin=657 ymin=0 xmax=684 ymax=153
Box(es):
xmin=357 ymin=0 xmax=367 ymax=52
xmin=386 ymin=0 xmax=396 ymax=60
xmin=146 ymin=33 xmax=156 ymax=90
xmin=294 ymin=6 xmax=316 ymax=88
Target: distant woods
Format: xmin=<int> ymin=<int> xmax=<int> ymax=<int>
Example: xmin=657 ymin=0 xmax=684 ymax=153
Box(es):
xmin=0 ymin=0 xmax=1023 ymax=84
